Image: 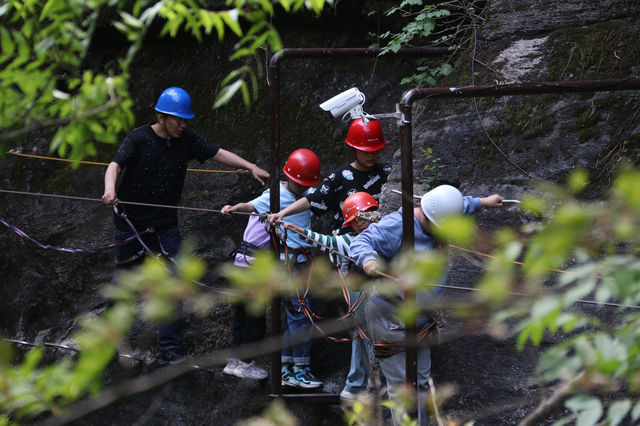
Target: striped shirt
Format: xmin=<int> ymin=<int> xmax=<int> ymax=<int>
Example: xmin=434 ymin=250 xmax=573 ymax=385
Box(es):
xmin=302 ymin=229 xmax=356 ymax=259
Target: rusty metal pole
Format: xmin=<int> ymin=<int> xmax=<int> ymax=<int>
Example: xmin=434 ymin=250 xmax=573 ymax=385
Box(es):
xmin=268 ymin=51 xmax=282 ymax=396
xmin=398 ymin=101 xmax=417 ymax=388
xmin=400 ymin=79 xmax=640 ymax=102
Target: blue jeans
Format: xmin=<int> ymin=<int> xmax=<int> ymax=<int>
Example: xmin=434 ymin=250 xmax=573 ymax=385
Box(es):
xmin=281 ymin=292 xmax=312 ymax=365
xmin=113 ymin=225 xmax=184 ymax=354
xmin=344 ymin=290 xmax=371 ymax=393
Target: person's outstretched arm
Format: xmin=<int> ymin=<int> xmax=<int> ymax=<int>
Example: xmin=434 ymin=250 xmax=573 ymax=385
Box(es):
xmin=267 ymin=197 xmax=311 ymax=224
xmin=221 ymin=202 xmax=256 ymax=216
xmin=480 ymin=194 xmax=504 ymax=208
xmin=212 ymin=148 xmax=270 ymax=185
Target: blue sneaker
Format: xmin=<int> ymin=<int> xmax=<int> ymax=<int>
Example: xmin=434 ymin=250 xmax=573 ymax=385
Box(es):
xmin=281 ymin=365 xmax=296 ymax=387
xmin=290 ymin=365 xmax=322 ymax=389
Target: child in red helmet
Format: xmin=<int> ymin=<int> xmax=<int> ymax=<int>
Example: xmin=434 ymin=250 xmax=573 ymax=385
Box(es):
xmin=283 ymin=191 xmax=379 ymax=401
xmin=221 ymin=148 xmax=323 ymax=388
xmin=268 ymin=118 xmax=391 ymax=234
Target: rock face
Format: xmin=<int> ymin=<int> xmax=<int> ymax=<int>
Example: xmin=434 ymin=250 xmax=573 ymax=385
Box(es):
xmin=1 ymin=1 xmax=639 ymax=425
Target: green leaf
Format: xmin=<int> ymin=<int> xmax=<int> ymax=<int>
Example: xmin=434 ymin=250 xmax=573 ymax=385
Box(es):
xmin=576 ymin=403 xmax=602 ymax=426
xmin=432 ymin=215 xmax=475 ymax=245
xmin=214 ymin=80 xmax=242 ymax=108
xmin=220 ymin=10 xmax=242 ymax=37
xmin=567 ymin=168 xmax=589 ymax=194
xmin=631 ymin=401 xmax=640 ymax=422
xmin=607 ymin=399 xmax=631 ymax=426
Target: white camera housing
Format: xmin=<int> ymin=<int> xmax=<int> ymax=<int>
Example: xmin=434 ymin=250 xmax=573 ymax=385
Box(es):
xmin=319 ymin=87 xmax=366 ymax=120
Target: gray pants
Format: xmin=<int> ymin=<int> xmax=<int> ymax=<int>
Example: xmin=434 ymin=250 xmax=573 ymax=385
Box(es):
xmin=366 ymin=298 xmax=432 ymax=426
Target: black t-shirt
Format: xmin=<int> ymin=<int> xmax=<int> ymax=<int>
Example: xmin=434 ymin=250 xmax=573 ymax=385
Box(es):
xmin=305 ymin=163 xmax=391 ymax=233
xmin=112 ymin=124 xmax=220 ymax=231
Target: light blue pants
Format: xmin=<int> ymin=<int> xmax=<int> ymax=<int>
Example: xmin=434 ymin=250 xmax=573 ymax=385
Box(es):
xmin=366 ymin=296 xmax=433 ymax=426
xmin=344 ymin=290 xmax=371 ymax=392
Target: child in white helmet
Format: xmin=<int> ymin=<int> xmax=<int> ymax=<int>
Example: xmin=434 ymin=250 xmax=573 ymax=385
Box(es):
xmin=351 ymin=185 xmax=504 ymax=426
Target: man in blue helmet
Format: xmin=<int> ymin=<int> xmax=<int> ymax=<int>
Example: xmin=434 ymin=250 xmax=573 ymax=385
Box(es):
xmin=101 ymin=86 xmax=269 ymax=364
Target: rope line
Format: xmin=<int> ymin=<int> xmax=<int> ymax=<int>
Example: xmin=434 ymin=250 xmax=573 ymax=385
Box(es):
xmin=0 ymin=188 xmax=259 ymax=216
xmin=6 ymin=150 xmax=249 ymax=175
xmin=1 ymin=187 xmax=636 ymax=310
xmin=278 ymin=221 xmax=640 ymax=311
xmin=0 ymin=218 xmax=154 ymax=254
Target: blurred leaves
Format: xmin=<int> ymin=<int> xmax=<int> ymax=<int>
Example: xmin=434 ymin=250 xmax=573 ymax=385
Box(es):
xmin=0 ymin=0 xmax=330 ymax=159
xmin=0 ymin=241 xmax=207 ymax=422
xmin=485 ymin=168 xmax=640 ymax=425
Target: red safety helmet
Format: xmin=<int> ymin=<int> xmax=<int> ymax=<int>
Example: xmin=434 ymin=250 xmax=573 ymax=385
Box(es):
xmin=345 ymin=119 xmax=386 ymax=152
xmin=342 ymin=192 xmax=379 ymax=226
xmin=283 ymin=148 xmax=321 ymax=186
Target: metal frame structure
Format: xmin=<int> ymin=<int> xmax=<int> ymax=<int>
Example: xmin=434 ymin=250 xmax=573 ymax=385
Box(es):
xmin=266 ymin=47 xmax=448 ymax=400
xmin=266 ymin=46 xmax=640 ymax=402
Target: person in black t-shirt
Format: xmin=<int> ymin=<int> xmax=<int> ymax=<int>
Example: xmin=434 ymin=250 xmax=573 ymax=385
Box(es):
xmin=268 ymin=118 xmax=391 ymax=234
xmin=101 ymin=86 xmax=269 ymax=364
xmin=267 ymin=117 xmax=390 ymax=398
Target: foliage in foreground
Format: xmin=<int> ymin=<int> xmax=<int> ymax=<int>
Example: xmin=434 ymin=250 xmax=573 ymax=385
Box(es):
xmin=0 ymin=0 xmax=328 ymax=160
xmin=2 ymin=168 xmax=640 ymax=425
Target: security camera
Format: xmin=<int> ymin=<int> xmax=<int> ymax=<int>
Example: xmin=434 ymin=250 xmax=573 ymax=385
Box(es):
xmin=319 ymin=87 xmax=366 ymax=120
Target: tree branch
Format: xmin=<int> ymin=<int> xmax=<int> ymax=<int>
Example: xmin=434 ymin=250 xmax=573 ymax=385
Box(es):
xmin=0 ymin=98 xmax=121 ymax=143
xmin=519 ymin=371 xmax=586 ymax=426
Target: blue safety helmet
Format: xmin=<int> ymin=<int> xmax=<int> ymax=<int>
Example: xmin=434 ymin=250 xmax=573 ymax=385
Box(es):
xmin=154 ymin=87 xmax=195 ymax=119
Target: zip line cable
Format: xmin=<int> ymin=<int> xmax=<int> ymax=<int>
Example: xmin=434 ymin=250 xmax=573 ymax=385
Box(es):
xmin=6 ymin=150 xmax=250 ymax=175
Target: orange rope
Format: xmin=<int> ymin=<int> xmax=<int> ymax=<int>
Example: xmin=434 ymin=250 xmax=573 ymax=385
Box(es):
xmin=7 ymin=151 xmax=246 ymax=174
xmin=450 ymin=243 xmax=569 ymax=274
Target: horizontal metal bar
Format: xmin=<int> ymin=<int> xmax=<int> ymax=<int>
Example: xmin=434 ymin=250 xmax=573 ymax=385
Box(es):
xmin=401 ymin=78 xmax=640 ymax=105
xmin=267 ymin=393 xmax=340 ymax=404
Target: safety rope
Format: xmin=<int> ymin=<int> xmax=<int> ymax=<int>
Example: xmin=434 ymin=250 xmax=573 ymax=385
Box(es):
xmin=0 ymin=218 xmax=154 ymax=254
xmin=269 ymin=221 xmax=438 ymax=352
xmin=6 ymin=149 xmax=250 ymax=175
xmin=0 ymin=188 xmax=260 ymax=217
xmin=276 ymin=220 xmax=640 ymax=311
xmin=1 ymin=187 xmax=637 ymax=310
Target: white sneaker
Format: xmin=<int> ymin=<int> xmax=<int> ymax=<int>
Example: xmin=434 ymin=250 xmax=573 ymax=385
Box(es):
xmin=340 ymin=388 xmax=356 ymax=401
xmin=234 ymin=360 xmax=268 ymax=380
xmin=223 ymin=358 xmax=241 ymax=376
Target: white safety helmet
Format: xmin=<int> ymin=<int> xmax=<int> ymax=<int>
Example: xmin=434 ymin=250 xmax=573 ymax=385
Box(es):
xmin=420 ymin=185 xmax=464 ymax=227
